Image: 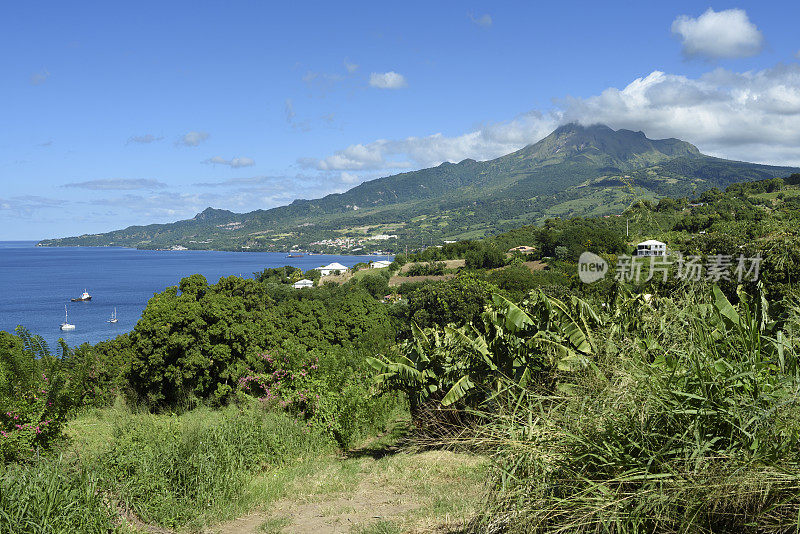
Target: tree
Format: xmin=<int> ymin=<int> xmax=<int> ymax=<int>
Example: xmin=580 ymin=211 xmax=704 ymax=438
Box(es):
xmin=403 ymin=275 xmax=500 ymax=329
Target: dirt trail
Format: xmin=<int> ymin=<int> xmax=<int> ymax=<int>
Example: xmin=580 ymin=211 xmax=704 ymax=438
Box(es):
xmin=209 ymin=449 xmax=487 ymax=534
xmin=267 ymin=478 xmax=419 ymax=533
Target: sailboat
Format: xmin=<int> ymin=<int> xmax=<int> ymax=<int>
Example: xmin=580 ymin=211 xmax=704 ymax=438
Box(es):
xmin=108 ymin=307 xmax=118 ymax=323
xmin=60 ymin=305 xmax=75 ymax=331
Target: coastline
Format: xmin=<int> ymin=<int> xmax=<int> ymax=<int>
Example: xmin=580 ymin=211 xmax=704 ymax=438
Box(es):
xmin=34 ymin=241 xmax=395 ymax=255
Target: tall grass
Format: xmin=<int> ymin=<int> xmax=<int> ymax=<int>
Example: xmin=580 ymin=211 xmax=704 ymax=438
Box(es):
xmin=93 ymin=405 xmax=332 ymax=528
xmin=0 ymin=457 xmax=116 ymax=534
xmin=0 ymin=404 xmax=334 ymax=532
xmin=470 ymin=288 xmax=800 ymax=533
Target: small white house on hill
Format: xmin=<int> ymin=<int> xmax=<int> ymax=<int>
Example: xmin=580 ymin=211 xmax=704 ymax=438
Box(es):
xmin=370 ymin=260 xmax=393 ymax=269
xmin=293 ymin=279 xmax=314 ymax=289
xmin=635 ymin=239 xmax=666 ymax=257
xmin=316 ymin=262 xmax=348 ymax=276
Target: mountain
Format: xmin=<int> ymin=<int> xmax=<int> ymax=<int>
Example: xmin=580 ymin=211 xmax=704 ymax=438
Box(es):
xmin=39 ymin=124 xmax=800 ymax=252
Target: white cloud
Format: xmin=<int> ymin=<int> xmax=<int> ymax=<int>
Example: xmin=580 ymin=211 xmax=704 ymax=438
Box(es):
xmin=340 ymin=171 xmax=360 ymax=184
xmin=302 ymin=70 xmax=344 ymax=91
xmin=300 ymin=111 xmax=557 ymax=171
xmin=195 ymin=175 xmax=280 ymax=187
xmin=126 ymin=134 xmax=163 ymax=144
xmin=671 ymin=8 xmax=763 ymax=59
xmin=64 ymin=178 xmax=167 ymax=190
xmin=301 ymin=63 xmax=800 ymax=170
xmin=469 ymin=13 xmax=492 ymax=27
xmin=369 ymin=71 xmax=408 ymax=89
xmin=558 ymin=66 xmax=800 ymax=164
xmin=89 ymin=192 xmax=210 ymax=220
xmin=176 ymin=131 xmax=210 ymax=147
xmin=344 ymin=60 xmax=359 ymax=73
xmin=0 ymin=195 xmax=64 ymax=216
xmin=30 ymin=69 xmax=50 ymax=85
xmin=284 ymin=99 xmax=296 ymax=122
xmin=202 ymin=156 xmax=256 ymax=169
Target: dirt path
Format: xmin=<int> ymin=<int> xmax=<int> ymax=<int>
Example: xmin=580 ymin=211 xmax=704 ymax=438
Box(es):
xmin=209 ymin=449 xmax=488 ymax=534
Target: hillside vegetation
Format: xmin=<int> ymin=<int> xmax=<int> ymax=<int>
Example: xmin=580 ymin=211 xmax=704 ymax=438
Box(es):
xmin=4 ymin=175 xmax=800 ymax=532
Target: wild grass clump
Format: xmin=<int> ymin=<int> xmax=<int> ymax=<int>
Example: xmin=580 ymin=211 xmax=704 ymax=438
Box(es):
xmin=472 ymin=287 xmax=800 ymax=533
xmin=93 ymin=405 xmax=332 ymax=528
xmin=0 ymin=457 xmax=116 ymax=534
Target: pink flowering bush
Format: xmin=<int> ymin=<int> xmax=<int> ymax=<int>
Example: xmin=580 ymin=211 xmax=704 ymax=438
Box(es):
xmin=0 ymin=329 xmax=71 ymax=462
xmin=237 ymin=344 xmax=401 ymax=448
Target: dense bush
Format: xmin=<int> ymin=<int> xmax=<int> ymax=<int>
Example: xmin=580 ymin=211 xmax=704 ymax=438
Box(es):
xmin=0 ymin=329 xmax=72 ymax=462
xmin=253 ymin=265 xmax=304 ymax=284
xmin=465 ymin=244 xmax=506 ymax=269
xmin=484 ymin=265 xmax=539 ymax=298
xmin=473 ymin=287 xmax=800 ymax=532
xmin=349 ymin=270 xmax=391 ymax=299
xmin=401 ymin=275 xmax=501 ymax=330
xmin=371 ymin=290 xmax=601 ymax=417
xmin=119 ymin=275 xmax=392 ymax=407
xmin=237 ymin=344 xmax=402 ymax=447
xmin=406 ymin=261 xmax=446 ymax=276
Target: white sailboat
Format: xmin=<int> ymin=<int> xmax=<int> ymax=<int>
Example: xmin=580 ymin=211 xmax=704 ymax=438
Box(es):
xmin=108 ymin=307 xmax=118 ymax=323
xmin=60 ymin=305 xmax=75 ymax=331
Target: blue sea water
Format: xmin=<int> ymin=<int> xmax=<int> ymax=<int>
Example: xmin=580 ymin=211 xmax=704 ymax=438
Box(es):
xmin=0 ymin=241 xmax=387 ymax=350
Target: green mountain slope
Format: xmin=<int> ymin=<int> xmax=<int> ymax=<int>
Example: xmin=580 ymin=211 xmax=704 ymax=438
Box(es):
xmin=39 ymin=124 xmax=799 ymax=252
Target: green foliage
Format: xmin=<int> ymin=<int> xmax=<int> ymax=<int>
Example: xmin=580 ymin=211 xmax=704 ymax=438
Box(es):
xmin=121 ymin=274 xmax=392 ymax=408
xmin=0 ymin=458 xmax=116 ymax=533
xmin=401 ymin=275 xmax=500 ymax=330
xmin=237 ymin=345 xmax=402 ymax=448
xmin=95 ymin=406 xmax=329 ymax=528
xmin=254 ymin=265 xmax=303 ymax=284
xmin=491 ymin=217 xmax=626 ymax=261
xmin=474 ymin=286 xmax=800 ymax=532
xmin=465 ymin=244 xmax=506 ymax=269
xmin=406 ymin=261 xmax=446 ymax=276
xmin=484 ymin=265 xmax=539 ymax=298
xmin=0 ymin=328 xmax=72 ymax=462
xmin=369 ymin=290 xmax=602 ymax=414
xmin=349 ymin=270 xmax=391 ymax=299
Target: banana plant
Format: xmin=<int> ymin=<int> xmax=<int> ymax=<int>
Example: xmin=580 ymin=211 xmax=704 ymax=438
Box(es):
xmin=369 ymin=289 xmax=605 ymax=412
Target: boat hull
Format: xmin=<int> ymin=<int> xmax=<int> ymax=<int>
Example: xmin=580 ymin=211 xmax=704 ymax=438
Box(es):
xmin=71 ymin=297 xmax=91 ymax=301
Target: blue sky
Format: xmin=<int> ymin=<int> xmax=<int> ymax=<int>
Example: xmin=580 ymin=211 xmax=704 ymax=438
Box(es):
xmin=2 ymin=1 xmax=800 ymax=240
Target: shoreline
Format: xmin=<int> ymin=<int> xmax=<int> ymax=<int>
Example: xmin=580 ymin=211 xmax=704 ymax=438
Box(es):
xmin=32 ymin=242 xmax=395 ymax=256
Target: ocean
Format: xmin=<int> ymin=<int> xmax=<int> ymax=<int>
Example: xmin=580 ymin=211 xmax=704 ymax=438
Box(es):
xmin=0 ymin=241 xmax=386 ymax=350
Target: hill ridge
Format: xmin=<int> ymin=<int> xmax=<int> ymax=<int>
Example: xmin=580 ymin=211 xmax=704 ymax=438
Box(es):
xmin=39 ymin=124 xmax=800 ymax=252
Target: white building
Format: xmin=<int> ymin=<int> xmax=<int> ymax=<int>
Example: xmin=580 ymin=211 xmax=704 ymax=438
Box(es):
xmin=292 ymin=279 xmax=314 ymax=289
xmin=370 ymin=260 xmax=393 ymax=269
xmin=635 ymin=239 xmax=666 ymax=257
xmin=315 ymin=262 xmax=349 ymax=276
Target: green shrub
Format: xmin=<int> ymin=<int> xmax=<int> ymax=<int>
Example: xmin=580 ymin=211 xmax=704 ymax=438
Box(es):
xmin=237 ymin=346 xmax=403 ymax=448
xmin=406 ymin=261 xmax=446 ymax=276
xmin=402 ymin=275 xmax=501 ymax=329
xmin=475 ymin=287 xmax=800 ymax=533
xmin=0 ymin=329 xmax=72 ymax=462
xmin=123 ymin=275 xmax=392 ymax=408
